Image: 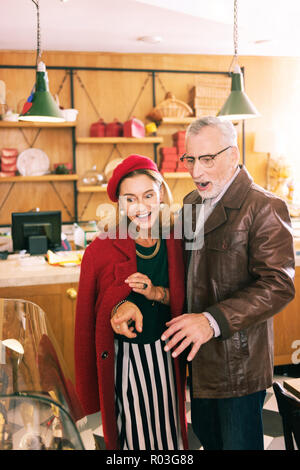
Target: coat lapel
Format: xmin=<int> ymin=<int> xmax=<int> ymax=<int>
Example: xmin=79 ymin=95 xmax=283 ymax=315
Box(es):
xmin=166 ymin=237 xmax=185 ymax=318
xmin=204 ymin=203 xmax=227 ymax=235
xmin=98 ymin=237 xmax=137 ymax=318
xmin=112 ymin=237 xmax=137 ymax=284
xmin=204 ymin=166 xmax=253 ymax=235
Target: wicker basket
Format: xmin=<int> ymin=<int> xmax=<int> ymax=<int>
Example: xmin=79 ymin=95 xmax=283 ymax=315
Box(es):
xmin=189 ymin=78 xmax=231 ymax=117
xmin=147 ymin=92 xmax=193 ymax=121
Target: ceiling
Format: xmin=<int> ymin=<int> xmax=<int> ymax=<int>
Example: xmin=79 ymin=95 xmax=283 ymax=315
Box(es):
xmin=1 ymin=0 xmax=300 ymax=57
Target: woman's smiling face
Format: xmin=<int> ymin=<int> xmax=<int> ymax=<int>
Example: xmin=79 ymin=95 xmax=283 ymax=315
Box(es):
xmin=118 ymin=173 xmax=163 ymax=232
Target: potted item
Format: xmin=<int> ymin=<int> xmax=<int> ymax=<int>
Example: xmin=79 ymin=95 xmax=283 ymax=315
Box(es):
xmin=53 ymin=163 xmax=73 ymax=174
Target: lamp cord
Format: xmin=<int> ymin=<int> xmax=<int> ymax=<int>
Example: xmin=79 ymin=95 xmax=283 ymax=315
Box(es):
xmin=229 ymin=0 xmax=239 ymax=72
xmin=233 ymin=0 xmax=238 ymax=58
xmin=31 ymin=0 xmax=42 ymax=67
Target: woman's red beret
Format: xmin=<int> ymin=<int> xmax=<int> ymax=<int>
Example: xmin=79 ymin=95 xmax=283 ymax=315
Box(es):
xmin=107 ymin=154 xmax=159 ymax=202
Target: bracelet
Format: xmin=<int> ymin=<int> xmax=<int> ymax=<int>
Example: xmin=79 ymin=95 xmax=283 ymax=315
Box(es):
xmin=152 ymin=286 xmax=167 ymax=306
xmin=161 ymin=286 xmax=167 ymax=304
xmin=111 ymin=299 xmax=128 ymax=318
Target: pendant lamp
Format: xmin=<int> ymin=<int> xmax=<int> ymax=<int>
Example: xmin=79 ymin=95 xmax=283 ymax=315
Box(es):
xmin=19 ymin=0 xmax=64 ymax=123
xmin=218 ymin=0 xmax=260 ymax=121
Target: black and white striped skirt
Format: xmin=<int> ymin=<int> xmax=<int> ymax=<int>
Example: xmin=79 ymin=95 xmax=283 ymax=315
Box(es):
xmin=114 ymin=338 xmax=183 ymax=450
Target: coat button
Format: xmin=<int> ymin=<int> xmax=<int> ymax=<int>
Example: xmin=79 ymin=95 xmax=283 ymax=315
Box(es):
xmin=101 ymin=351 xmax=109 ymax=359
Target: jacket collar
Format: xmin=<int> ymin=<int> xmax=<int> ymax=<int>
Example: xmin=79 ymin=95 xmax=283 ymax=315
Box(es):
xmin=221 ymin=165 xmax=253 ymax=209
xmin=205 ymin=166 xmax=253 ymax=235
xmin=184 ymin=166 xmax=253 ymax=236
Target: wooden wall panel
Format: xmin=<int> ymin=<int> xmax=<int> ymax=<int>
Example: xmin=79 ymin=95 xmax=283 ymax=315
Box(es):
xmin=1 ymin=49 xmax=300 ymax=225
xmin=0 ymin=180 xmax=75 ymax=224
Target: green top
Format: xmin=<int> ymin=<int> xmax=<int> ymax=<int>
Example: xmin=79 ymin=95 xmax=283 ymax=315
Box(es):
xmin=115 ymin=238 xmax=171 ymax=344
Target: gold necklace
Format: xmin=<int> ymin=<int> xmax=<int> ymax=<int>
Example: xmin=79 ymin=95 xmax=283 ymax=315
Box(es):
xmin=135 ymin=238 xmax=161 ymax=260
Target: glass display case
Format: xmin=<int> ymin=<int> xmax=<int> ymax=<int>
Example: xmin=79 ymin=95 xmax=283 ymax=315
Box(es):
xmin=0 ymin=298 xmax=85 ymax=450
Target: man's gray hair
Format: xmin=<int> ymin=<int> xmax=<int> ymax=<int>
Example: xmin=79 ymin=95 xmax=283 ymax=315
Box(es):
xmin=186 ymin=116 xmax=238 ymax=147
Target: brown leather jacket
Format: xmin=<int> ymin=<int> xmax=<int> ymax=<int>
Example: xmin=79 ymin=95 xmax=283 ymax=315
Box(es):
xmin=183 ymin=167 xmax=295 ymax=398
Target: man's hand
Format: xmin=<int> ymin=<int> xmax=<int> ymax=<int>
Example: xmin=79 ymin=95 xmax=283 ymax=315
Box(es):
xmin=161 ymin=313 xmax=214 ymax=361
xmin=111 ymin=301 xmax=143 ymax=339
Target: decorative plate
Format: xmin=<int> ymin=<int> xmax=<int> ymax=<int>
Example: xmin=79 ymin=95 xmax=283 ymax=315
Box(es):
xmin=17 ymin=148 xmax=50 ymax=176
xmin=104 ymin=158 xmax=123 ymax=181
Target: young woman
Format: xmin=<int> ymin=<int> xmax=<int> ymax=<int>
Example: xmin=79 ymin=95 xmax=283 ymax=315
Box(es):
xmin=75 ymin=154 xmax=188 ymax=450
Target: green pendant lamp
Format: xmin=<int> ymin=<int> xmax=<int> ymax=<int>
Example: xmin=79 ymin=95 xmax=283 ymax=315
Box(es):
xmin=19 ymin=0 xmax=64 ymax=123
xmin=217 ymin=0 xmax=260 ymax=121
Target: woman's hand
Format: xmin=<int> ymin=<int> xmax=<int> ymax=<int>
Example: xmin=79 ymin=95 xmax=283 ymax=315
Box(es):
xmin=125 ymin=272 xmax=157 ymax=301
xmin=110 ymin=301 xmax=143 ymax=339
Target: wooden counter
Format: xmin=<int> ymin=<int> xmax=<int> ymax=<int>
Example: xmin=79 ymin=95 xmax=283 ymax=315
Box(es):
xmin=0 ymin=255 xmax=80 ymax=382
xmin=0 ymin=256 xmax=80 ymax=288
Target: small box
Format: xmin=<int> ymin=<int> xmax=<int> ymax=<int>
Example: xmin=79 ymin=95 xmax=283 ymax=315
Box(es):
xmin=160 ymin=156 xmax=178 ymax=163
xmin=1 ymin=155 xmax=17 ymax=165
xmin=1 ymin=148 xmax=18 ymax=158
xmin=123 ymin=118 xmax=145 ymax=138
xmin=1 ymin=162 xmax=17 ymax=172
xmin=160 ymin=147 xmax=177 ymax=155
xmin=172 ymin=131 xmax=186 ymax=141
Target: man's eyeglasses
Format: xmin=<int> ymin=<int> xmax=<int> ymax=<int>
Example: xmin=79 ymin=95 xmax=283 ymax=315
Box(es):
xmin=179 ymin=146 xmax=232 ymax=169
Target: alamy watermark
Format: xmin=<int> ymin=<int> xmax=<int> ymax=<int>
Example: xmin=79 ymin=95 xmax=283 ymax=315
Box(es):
xmin=95 ymin=202 xmax=205 ymax=250
xmin=291 ymin=339 xmax=300 ymax=365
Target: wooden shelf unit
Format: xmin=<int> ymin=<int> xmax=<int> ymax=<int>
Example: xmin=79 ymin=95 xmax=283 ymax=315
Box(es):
xmin=161 ymin=117 xmax=195 ymax=125
xmin=162 ymin=172 xmax=190 ymax=179
xmin=0 ymin=174 xmax=78 ymax=183
xmin=0 ymin=121 xmax=77 ymax=128
xmin=76 ymin=136 xmax=163 ymax=144
xmin=0 ymin=63 xmax=232 ymax=224
xmin=77 ymin=184 xmax=107 ymax=193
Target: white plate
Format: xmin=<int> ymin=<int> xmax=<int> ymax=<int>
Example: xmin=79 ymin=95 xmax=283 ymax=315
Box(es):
xmin=17 ymin=148 xmax=50 ymax=176
xmin=104 ymin=158 xmax=123 ymax=181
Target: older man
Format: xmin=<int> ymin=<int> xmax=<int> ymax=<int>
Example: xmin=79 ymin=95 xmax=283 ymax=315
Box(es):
xmin=162 ymin=116 xmax=295 ymax=450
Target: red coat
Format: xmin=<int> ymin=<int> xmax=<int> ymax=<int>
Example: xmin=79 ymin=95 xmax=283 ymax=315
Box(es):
xmin=75 ymin=233 xmax=188 ymax=450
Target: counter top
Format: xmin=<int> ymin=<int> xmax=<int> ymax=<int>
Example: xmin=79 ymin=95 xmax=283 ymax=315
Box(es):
xmin=0 ymin=249 xmax=299 ymax=289
xmin=0 ymin=256 xmax=81 ymax=288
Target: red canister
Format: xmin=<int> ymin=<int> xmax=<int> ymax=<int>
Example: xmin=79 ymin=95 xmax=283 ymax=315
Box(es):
xmin=105 ymin=119 xmax=123 ymax=137
xmin=90 ymin=118 xmax=106 ymax=137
